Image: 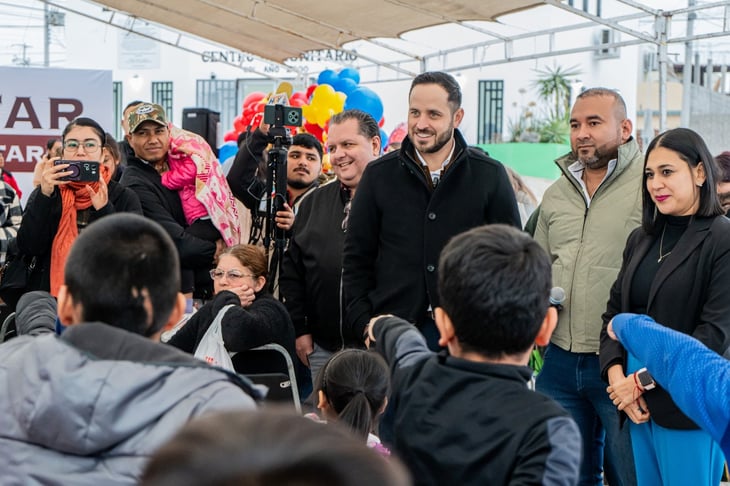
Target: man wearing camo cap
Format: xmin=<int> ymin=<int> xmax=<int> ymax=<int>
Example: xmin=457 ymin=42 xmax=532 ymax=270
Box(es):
xmin=120 ymin=103 xmax=220 ymax=300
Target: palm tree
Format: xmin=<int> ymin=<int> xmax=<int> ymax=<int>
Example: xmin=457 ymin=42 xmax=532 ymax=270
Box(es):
xmin=532 ymin=64 xmax=581 ymax=121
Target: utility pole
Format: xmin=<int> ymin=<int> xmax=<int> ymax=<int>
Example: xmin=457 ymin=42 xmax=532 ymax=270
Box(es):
xmin=12 ymin=43 xmax=31 ymax=66
xmin=44 ymin=1 xmax=49 ymax=67
xmin=656 ymin=11 xmax=670 ymax=133
xmin=680 ymin=0 xmax=696 ymax=127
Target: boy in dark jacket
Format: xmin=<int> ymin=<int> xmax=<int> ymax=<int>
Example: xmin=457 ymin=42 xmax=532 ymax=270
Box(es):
xmin=366 ymin=224 xmax=581 ymax=486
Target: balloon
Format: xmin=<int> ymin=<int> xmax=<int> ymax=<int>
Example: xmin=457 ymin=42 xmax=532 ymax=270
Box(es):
xmin=344 ymin=87 xmax=384 ymax=122
xmin=378 ymin=117 xmax=385 ymax=128
xmin=290 ymin=91 xmax=307 ymax=104
xmin=313 ymin=83 xmax=336 ymax=98
xmin=223 ymin=130 xmax=239 ymax=143
xmin=242 ymin=91 xmax=266 ymax=111
xmin=332 ymin=77 xmax=358 ymax=95
xmin=302 ymin=104 xmax=318 ymax=125
xmin=379 ymin=129 xmax=388 ymax=153
xmin=317 ymin=69 xmax=338 ymax=87
xmin=232 ymin=115 xmax=246 ymax=133
xmin=304 ymin=121 xmax=324 ymax=143
xmin=338 ymin=67 xmax=361 ymax=85
xmin=289 ymin=96 xmax=307 ymax=108
xmin=218 ymin=140 xmax=239 ymax=161
xmin=306 ymin=84 xmax=318 ymax=100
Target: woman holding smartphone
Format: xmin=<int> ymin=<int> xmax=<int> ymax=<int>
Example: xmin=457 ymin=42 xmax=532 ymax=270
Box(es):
xmin=16 ymin=117 xmax=142 ymax=297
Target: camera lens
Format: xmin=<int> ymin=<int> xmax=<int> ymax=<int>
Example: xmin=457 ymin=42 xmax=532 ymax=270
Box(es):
xmin=67 ymin=164 xmax=80 ymax=179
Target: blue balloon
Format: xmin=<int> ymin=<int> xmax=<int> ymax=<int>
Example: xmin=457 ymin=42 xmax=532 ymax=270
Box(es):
xmin=338 ymin=67 xmax=361 ymax=85
xmin=344 ymin=87 xmax=384 ymax=122
xmin=333 ymin=77 xmax=358 ymax=95
xmin=379 ymin=129 xmax=388 ymax=154
xmin=217 ymin=141 xmax=238 ymax=164
xmin=317 ymin=69 xmax=338 ymax=87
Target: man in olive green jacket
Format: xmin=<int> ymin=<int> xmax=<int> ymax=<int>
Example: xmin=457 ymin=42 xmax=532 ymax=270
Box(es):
xmin=534 ymin=88 xmax=641 ymax=486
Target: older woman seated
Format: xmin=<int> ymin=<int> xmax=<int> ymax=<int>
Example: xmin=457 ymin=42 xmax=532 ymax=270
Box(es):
xmin=167 ymin=244 xmax=297 ymax=380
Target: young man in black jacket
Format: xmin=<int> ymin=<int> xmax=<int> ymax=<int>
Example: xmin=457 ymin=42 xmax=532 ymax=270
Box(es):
xmin=366 ymin=224 xmax=580 ymax=486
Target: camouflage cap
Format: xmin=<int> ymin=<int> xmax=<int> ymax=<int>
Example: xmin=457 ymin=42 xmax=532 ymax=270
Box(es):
xmin=128 ymin=103 xmax=168 ymax=133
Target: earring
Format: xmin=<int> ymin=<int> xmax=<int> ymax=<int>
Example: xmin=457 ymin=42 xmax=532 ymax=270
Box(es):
xmin=697 ymin=181 xmax=704 ymax=187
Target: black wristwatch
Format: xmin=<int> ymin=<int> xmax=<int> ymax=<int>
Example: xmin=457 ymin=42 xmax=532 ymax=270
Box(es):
xmin=637 ymin=367 xmax=656 ymax=391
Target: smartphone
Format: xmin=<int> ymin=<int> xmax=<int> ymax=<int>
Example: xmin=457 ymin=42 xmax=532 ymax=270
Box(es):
xmin=53 ymin=160 xmax=100 ymax=182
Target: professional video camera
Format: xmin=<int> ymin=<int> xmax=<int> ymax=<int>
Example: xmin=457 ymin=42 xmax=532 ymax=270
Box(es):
xmin=262 ymin=101 xmax=303 ymax=293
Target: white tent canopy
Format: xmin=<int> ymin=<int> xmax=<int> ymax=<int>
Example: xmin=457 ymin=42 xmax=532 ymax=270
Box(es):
xmin=43 ymin=0 xmax=730 ymax=130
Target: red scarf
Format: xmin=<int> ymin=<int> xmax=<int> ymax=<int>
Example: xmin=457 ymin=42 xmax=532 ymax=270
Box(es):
xmin=49 ymin=164 xmax=112 ymax=296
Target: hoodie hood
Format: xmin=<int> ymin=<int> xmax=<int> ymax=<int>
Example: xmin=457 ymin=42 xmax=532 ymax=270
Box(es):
xmin=0 ymin=323 xmax=255 ymax=457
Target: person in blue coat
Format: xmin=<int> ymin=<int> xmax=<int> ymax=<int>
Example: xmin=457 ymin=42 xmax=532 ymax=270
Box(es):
xmin=606 ymin=313 xmax=730 ymax=459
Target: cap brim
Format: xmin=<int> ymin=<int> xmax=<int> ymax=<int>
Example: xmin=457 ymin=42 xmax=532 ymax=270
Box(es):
xmin=131 ymin=119 xmax=167 ymax=133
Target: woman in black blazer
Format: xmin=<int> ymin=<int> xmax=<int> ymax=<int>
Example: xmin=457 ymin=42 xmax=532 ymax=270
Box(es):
xmin=599 ymin=128 xmax=730 ymax=485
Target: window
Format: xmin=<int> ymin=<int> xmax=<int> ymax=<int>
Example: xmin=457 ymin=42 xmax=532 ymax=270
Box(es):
xmin=112 ymin=81 xmax=123 ymax=140
xmin=151 ymin=81 xmax=173 ymax=123
xmin=196 ymin=79 xmax=238 ymax=136
xmin=568 ymin=0 xmax=601 ymax=15
xmin=477 ymin=80 xmax=504 ymax=144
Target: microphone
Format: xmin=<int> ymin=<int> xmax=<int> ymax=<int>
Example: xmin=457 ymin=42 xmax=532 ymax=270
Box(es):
xmin=549 ymin=287 xmax=566 ymax=311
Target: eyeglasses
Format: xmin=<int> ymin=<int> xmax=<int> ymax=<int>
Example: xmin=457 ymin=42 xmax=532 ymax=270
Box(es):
xmin=63 ymin=139 xmax=101 ymax=154
xmin=209 ymin=269 xmax=255 ymax=281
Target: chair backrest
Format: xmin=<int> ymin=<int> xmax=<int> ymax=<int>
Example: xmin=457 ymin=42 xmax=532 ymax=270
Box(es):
xmin=231 ymin=343 xmax=301 ymax=413
xmin=0 ymin=312 xmax=16 ymax=343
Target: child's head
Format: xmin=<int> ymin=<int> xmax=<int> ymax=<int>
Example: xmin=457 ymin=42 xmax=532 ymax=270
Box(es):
xmin=436 ymin=224 xmax=555 ymax=360
xmin=315 ymin=349 xmax=390 ymax=440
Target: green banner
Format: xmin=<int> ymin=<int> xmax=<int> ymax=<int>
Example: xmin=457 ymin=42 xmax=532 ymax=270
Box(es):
xmin=477 ymin=143 xmax=570 ymax=180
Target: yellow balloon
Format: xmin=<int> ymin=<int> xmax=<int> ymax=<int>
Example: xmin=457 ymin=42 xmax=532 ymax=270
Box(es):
xmin=313 ymin=84 xmax=335 ymax=98
xmin=302 ymin=104 xmax=316 ymax=124
xmin=333 ymin=92 xmax=346 ymax=112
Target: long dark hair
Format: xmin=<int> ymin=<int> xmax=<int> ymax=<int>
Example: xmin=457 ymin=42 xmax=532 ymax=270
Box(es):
xmin=642 ymin=128 xmax=723 ymax=234
xmin=315 ymin=349 xmax=390 ymax=440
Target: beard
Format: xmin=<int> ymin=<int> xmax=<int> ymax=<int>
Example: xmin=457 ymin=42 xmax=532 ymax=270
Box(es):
xmin=288 ymin=178 xmax=314 ymax=190
xmin=575 ymin=137 xmax=620 ymax=170
xmin=412 ymin=124 xmax=454 ymax=154
xmin=578 ymin=152 xmax=609 ymax=170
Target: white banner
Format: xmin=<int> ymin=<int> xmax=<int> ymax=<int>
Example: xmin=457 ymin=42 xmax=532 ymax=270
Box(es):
xmin=0 ymin=66 xmax=112 ymax=203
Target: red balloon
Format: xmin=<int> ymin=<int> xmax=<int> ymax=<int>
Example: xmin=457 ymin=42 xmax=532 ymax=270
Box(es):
xmin=305 ymin=84 xmax=318 ymax=100
xmin=233 ymin=115 xmax=246 ymax=132
xmin=224 ymin=130 xmax=239 ymax=142
xmin=304 ymin=121 xmax=324 ymax=142
xmin=290 ymin=91 xmax=307 ymax=102
xmin=242 ymin=91 xmax=266 ymax=111
xmin=378 ymin=117 xmax=385 ymax=128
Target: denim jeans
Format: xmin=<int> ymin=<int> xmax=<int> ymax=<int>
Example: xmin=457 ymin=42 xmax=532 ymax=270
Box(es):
xmin=536 ymin=343 xmax=636 ymax=486
xmin=307 ymin=342 xmax=335 ymax=386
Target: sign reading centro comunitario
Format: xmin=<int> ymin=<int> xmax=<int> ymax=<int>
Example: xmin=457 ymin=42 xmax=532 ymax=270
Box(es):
xmin=201 ymin=49 xmax=358 ymax=64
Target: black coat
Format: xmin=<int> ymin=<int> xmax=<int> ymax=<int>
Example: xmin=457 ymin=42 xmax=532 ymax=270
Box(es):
xmin=374 ymin=316 xmax=581 ymax=485
xmin=226 ymin=128 xmax=268 ymax=211
xmin=600 ymin=215 xmax=730 ymax=428
xmin=343 ymin=130 xmax=521 ymax=338
xmin=167 ymin=291 xmax=297 ymax=378
xmin=120 ymin=156 xmax=215 ymax=269
xmin=279 ymin=180 xmax=358 ymax=351
xmin=16 ymin=181 xmax=142 ymax=292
